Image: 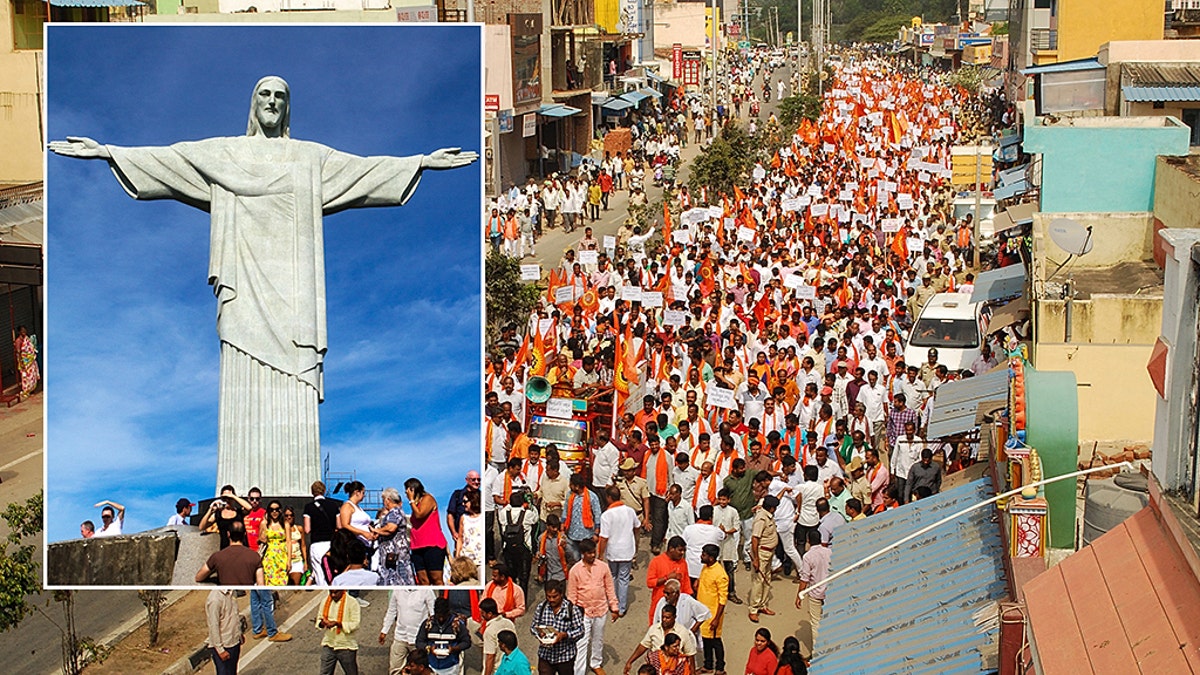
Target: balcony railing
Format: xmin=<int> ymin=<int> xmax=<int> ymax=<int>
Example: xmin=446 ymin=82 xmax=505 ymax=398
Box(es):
xmin=1030 ymin=28 xmax=1057 ymax=52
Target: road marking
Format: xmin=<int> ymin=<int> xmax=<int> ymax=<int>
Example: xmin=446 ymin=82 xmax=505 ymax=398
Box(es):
xmin=0 ymin=448 xmax=41 ymax=472
xmin=236 ymin=590 xmax=331 ymax=668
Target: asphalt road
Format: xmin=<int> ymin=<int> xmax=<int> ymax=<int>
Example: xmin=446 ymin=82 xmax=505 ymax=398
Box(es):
xmin=0 ymin=394 xmax=147 ymax=675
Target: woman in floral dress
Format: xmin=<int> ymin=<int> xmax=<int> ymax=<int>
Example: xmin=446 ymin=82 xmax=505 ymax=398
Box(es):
xmin=370 ymin=487 xmax=414 ymax=586
xmin=259 ymin=500 xmax=290 ymax=586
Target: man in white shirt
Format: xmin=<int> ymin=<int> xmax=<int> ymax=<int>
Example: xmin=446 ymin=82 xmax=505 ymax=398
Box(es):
xmin=768 ymin=460 xmax=803 ymax=576
xmin=891 ymin=421 xmax=926 ymax=505
xmin=591 ymin=430 xmax=621 ymax=492
xmin=598 ymin=485 xmax=640 ymax=616
xmin=94 ymin=500 xmax=125 ymax=537
xmin=167 ymin=498 xmax=193 ymax=527
xmin=681 ymin=505 xmax=726 ymax=586
xmin=671 ymin=453 xmax=700 ymax=504
xmin=858 ymin=370 xmax=888 ymax=450
xmin=380 ymin=587 xmax=436 ymax=675
xmin=735 ymin=373 xmax=769 ymax=425
xmin=665 ymin=484 xmax=695 ymax=540
xmin=496 ymin=376 xmax=524 ymax=425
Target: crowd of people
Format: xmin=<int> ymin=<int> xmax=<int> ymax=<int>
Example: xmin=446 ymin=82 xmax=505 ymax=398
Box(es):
xmin=482 ymin=48 xmax=1020 ymax=673
xmin=204 ymin=586 xmax=474 ymax=675
xmin=187 ymin=479 xmax=481 ymax=589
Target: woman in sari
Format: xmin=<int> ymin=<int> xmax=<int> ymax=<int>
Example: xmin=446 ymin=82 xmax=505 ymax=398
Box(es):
xmin=15 ymin=326 xmax=38 ymax=400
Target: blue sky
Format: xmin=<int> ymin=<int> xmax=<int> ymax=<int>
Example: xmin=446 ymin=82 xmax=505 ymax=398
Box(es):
xmin=44 ymin=25 xmax=482 ymax=546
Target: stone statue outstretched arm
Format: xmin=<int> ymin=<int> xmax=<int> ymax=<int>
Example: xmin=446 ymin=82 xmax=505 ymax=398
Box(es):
xmin=48 ymin=136 xmax=112 ymax=160
xmin=420 ymin=147 xmax=478 ymax=170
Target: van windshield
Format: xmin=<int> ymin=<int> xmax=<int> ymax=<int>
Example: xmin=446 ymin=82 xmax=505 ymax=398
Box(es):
xmin=910 ymin=318 xmax=979 ymax=349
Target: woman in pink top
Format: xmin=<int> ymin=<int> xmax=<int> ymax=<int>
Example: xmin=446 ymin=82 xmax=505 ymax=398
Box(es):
xmin=406 ymin=477 xmax=448 ymax=585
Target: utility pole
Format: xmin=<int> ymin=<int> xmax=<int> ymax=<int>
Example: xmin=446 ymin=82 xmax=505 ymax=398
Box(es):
xmin=710 ymin=0 xmax=718 ymax=129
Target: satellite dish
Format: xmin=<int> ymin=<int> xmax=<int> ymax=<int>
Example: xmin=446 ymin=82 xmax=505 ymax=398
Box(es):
xmin=1048 ymin=218 xmax=1094 ymax=256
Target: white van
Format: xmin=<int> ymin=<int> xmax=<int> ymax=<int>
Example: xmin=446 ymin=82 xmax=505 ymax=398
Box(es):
xmin=903 ymin=293 xmax=988 ymax=373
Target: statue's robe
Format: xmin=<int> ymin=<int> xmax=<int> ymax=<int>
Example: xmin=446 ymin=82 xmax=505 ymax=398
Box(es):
xmin=108 ymin=136 xmax=423 ymax=495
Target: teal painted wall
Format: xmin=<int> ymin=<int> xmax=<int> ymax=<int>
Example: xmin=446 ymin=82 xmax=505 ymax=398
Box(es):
xmin=1024 ymin=370 xmax=1079 ymax=548
xmin=1023 ymin=120 xmax=1190 ymax=213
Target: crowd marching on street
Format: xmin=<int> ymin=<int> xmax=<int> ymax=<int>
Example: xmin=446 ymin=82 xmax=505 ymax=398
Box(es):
xmin=483 ymin=46 xmax=1023 ymax=675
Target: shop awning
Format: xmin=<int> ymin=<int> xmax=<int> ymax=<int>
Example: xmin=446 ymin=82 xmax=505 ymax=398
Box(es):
xmin=619 ymin=91 xmax=650 ymax=104
xmin=989 ymin=295 xmax=1030 ymax=332
xmin=638 ymin=88 xmax=662 ymax=99
xmin=927 ymin=369 xmax=1010 ymax=439
xmin=811 ymin=479 xmax=1008 ymax=674
xmin=601 ymin=97 xmax=634 ymax=112
xmin=538 ymin=104 xmax=581 ymax=118
xmin=970 ymin=263 xmax=1026 ymax=304
xmin=1122 ymin=62 xmax=1200 ymax=102
xmin=49 ymin=0 xmax=145 ymax=5
xmin=1020 ymin=57 xmax=1102 ymax=76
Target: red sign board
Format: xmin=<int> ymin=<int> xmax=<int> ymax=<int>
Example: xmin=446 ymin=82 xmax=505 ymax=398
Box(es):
xmin=672 ymin=43 xmax=683 ymax=80
xmin=682 ymin=49 xmax=702 ymax=87
xmin=485 ymin=94 xmax=500 ymax=112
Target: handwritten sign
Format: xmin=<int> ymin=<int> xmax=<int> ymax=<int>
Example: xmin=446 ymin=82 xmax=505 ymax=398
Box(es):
xmin=896 ymin=193 xmax=914 ymax=211
xmin=622 ymin=286 xmax=643 ymax=302
xmin=707 ymin=386 xmax=736 ymax=409
xmin=881 ymin=218 xmax=902 ymax=233
xmin=641 ymin=291 xmax=663 ymax=308
xmin=663 ymin=309 xmax=687 ymax=326
xmin=738 ymin=226 xmax=756 ymax=242
xmin=520 ymin=264 xmax=541 ymax=281
xmin=810 ymin=203 xmax=829 ymax=218
xmin=795 ymin=285 xmax=817 ymax=300
xmin=579 ymin=250 xmax=598 ymax=265
xmin=603 ymin=235 xmax=616 ymax=249
xmin=546 ymin=397 xmax=574 ymax=419
xmin=752 ymin=166 xmax=767 ymax=181
xmin=783 ymin=274 xmax=805 ymax=289
xmin=555 ymin=286 xmax=575 ymax=304
xmin=781 ymin=198 xmax=803 ymax=212
xmin=673 ymin=229 xmax=691 ymax=243
xmin=673 ymin=285 xmax=689 ymax=301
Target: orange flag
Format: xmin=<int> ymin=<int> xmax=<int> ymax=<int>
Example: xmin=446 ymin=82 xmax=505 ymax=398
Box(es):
xmin=530 ymin=330 xmax=547 ymax=376
xmin=891 ymin=227 xmax=908 ymax=259
xmin=663 ymin=201 xmax=672 ymax=246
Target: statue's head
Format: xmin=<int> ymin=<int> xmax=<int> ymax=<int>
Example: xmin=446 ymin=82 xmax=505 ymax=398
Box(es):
xmin=247 ymin=76 xmax=290 ymax=138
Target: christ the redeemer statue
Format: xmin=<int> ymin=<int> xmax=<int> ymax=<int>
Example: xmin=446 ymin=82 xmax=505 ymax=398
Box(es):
xmin=49 ymin=76 xmax=478 ymax=496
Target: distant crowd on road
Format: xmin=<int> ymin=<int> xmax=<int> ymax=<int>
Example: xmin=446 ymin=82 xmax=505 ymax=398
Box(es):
xmin=482 ymin=47 xmax=1023 ymax=672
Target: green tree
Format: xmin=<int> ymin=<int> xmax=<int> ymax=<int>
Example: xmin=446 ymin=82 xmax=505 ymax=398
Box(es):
xmin=778 ymin=94 xmax=824 ymax=131
xmin=485 ymin=249 xmax=541 ymax=348
xmin=688 ymin=122 xmax=760 ymax=199
xmin=0 ymin=491 xmax=42 ymax=631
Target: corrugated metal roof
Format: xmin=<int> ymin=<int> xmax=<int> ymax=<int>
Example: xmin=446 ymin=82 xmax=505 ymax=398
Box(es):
xmin=927 ymin=369 xmax=1009 ymax=439
xmin=1020 ymin=57 xmax=1102 ymax=75
xmin=811 ymin=479 xmax=1008 ymax=674
xmin=969 ymin=263 xmax=1025 ymax=304
xmin=1122 ymin=62 xmax=1200 ymax=102
xmin=0 ymin=200 xmax=43 ymax=246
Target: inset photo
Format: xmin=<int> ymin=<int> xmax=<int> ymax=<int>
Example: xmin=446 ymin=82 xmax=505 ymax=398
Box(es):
xmin=44 ymin=23 xmax=485 ymax=588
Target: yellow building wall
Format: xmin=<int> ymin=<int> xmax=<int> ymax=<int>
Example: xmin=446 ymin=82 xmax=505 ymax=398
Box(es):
xmin=1058 ymin=0 xmax=1163 ymax=63
xmin=0 ymin=2 xmax=43 ymax=183
xmin=1033 ymin=343 xmax=1156 ymax=443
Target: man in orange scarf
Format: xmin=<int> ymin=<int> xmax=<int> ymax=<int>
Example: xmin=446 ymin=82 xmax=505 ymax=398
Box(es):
xmin=640 ymin=436 xmax=673 ymax=555
xmin=484 ymin=563 xmax=526 ymax=620
xmin=316 ymin=589 xmax=360 ymax=675
xmin=562 ymin=473 xmax=601 ymax=567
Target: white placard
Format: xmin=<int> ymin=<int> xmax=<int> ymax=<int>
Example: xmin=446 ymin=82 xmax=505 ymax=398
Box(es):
xmin=520 ymin=264 xmax=541 ymax=281
xmin=545 ymin=397 xmax=574 ymax=419
xmin=539 ymin=318 xmax=554 ymax=333
xmin=839 ymin=189 xmax=853 ymax=202
xmin=603 ymin=235 xmax=616 ymax=249
xmin=881 ymin=218 xmax=902 ymax=233
xmin=845 ymin=182 xmax=859 ymax=192
xmin=622 ymin=286 xmax=643 ymax=302
xmin=807 ymin=185 xmax=822 ymax=198
xmin=673 ymin=229 xmax=691 ymax=243
xmin=781 ymin=198 xmax=803 ymax=212
xmin=555 ymin=286 xmax=575 ymax=304
xmin=752 ymin=166 xmax=767 ymax=180
xmin=672 ymin=285 xmax=689 ymax=300
xmin=940 ymin=168 xmax=954 ymax=179
xmin=896 ymin=193 xmax=914 ymax=211
xmin=795 ymin=284 xmax=817 ymax=300
xmin=783 ymin=274 xmax=805 ymax=289
xmin=918 ymin=172 xmax=931 ymax=184
xmin=723 ymin=217 xmax=736 ymax=230
xmin=579 ymin=250 xmax=598 ymax=265
xmin=663 ymin=309 xmax=687 ymax=326
xmin=838 ymin=208 xmax=851 ymax=223
xmin=810 ymin=203 xmax=829 ymax=218
xmin=641 ymin=291 xmax=663 ymax=308
xmin=708 ymin=206 xmax=724 ymax=219
xmin=707 ymin=386 xmax=736 ymax=409
xmin=822 ymin=142 xmax=836 ymax=154
xmin=737 ymin=226 xmax=756 ymax=241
